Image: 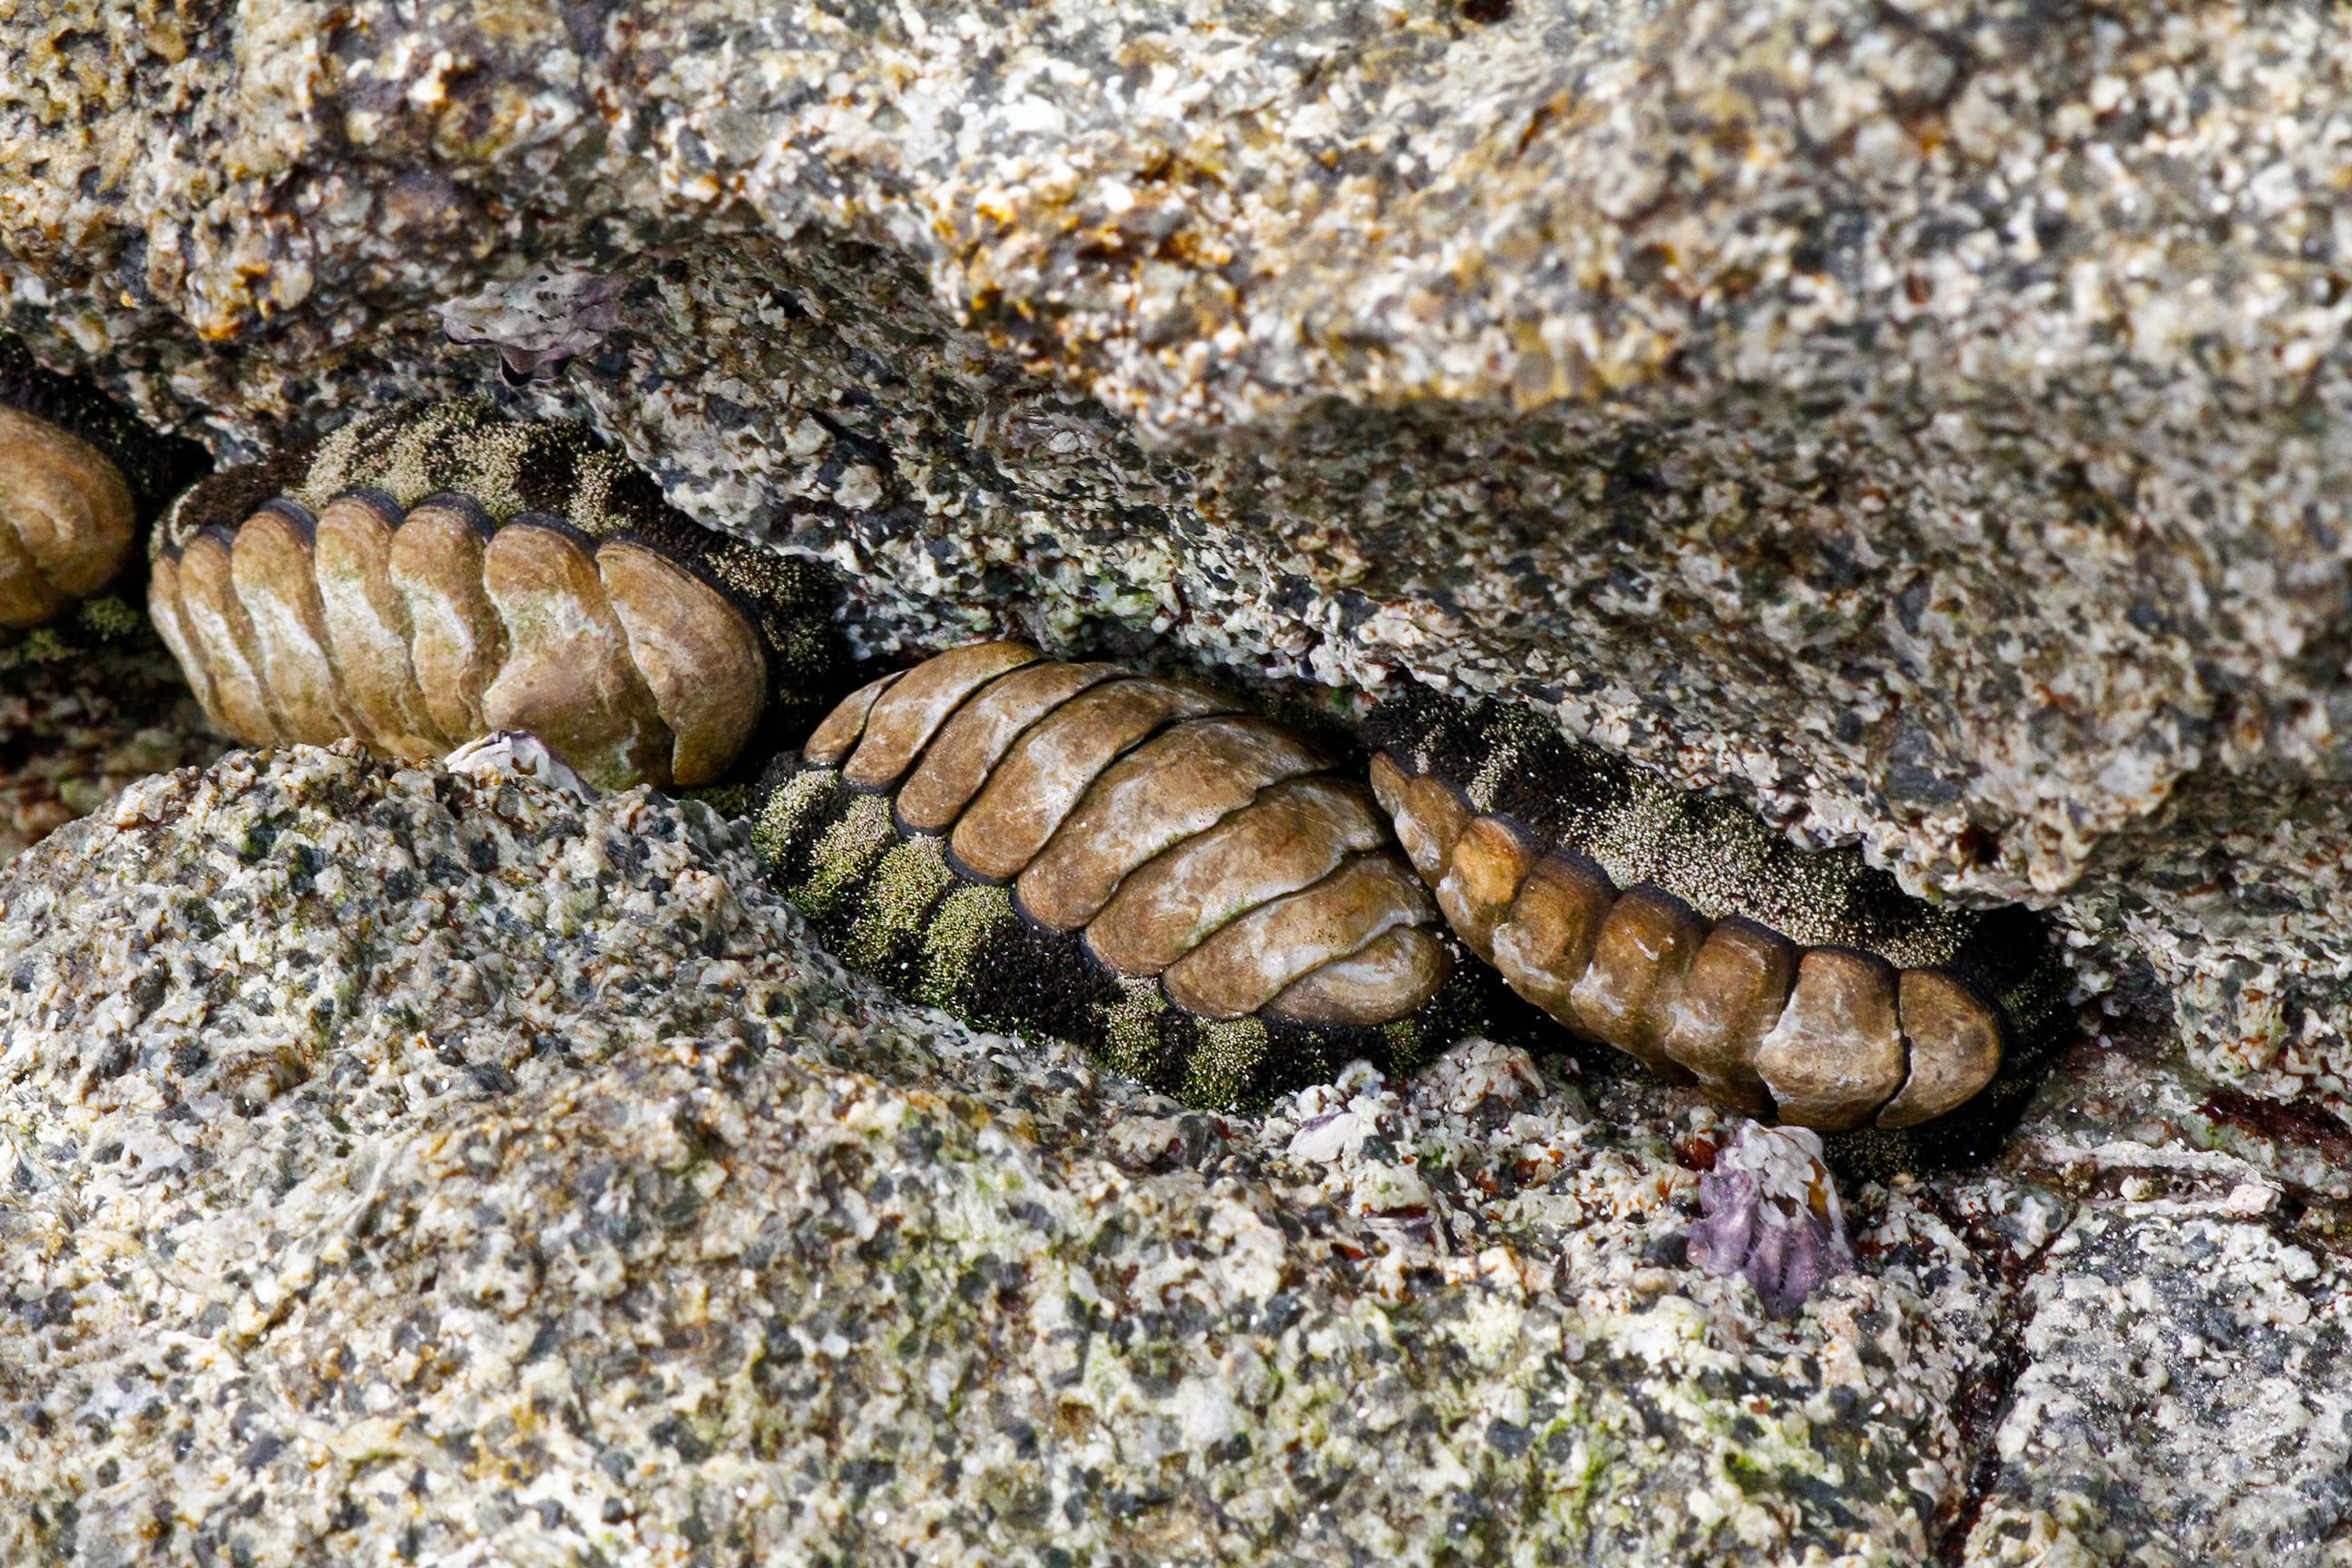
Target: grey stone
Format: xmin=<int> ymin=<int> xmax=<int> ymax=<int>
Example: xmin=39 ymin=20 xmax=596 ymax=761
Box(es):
xmin=4 ymin=0 xmax=2352 ymax=1559
xmin=3 ymin=0 xmax=2352 ymax=1091
xmin=0 ymin=747 xmax=2002 ymax=1563
xmin=0 ymin=631 xmax=217 ymax=865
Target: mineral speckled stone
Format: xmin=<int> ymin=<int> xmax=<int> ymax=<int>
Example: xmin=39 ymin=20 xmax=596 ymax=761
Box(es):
xmin=0 ymin=637 xmax=220 ymax=863
xmin=0 ymin=746 xmax=2018 ymax=1564
xmin=3 ymin=0 xmax=2346 ymax=1094
xmin=1962 ymin=1140 xmax=2352 ymax=1566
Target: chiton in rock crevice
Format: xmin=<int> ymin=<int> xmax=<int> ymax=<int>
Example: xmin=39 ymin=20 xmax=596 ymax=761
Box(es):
xmin=148 ymin=400 xmax=839 ymax=790
xmin=1364 ymin=688 xmax=2070 ymax=1133
xmin=1 ymin=334 xmax=211 ymax=632
xmin=752 ymin=642 xmax=1501 ymax=1112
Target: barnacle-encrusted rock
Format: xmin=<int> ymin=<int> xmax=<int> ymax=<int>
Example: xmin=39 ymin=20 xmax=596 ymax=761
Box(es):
xmin=1367 ymin=689 xmax=2068 ymax=1136
xmin=0 ymin=333 xmax=208 ymax=631
xmin=148 ymin=401 xmax=838 ymax=789
xmin=11 ymin=0 xmax=2352 ymax=1102
xmin=0 ymin=745 xmax=2041 ymax=1564
xmin=755 ymin=642 xmax=1486 ymax=1110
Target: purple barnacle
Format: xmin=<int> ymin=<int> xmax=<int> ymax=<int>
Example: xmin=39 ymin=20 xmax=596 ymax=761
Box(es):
xmin=438 ymin=266 xmax=630 ymax=382
xmin=1686 ymin=1122 xmax=1852 ymax=1318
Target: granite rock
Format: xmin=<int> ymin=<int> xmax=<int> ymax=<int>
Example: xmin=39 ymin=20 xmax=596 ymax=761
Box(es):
xmin=5 ymin=0 xmax=2352 ymax=1560
xmin=3 ymin=0 xmax=2352 ymax=1089
xmin=0 ymin=747 xmax=2005 ymax=1564
xmin=0 ymin=629 xmax=220 ymax=865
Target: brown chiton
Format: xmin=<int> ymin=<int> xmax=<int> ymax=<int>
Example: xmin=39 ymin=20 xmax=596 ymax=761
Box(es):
xmin=147 ymin=400 xmax=838 ymax=790
xmin=752 ymin=642 xmax=1494 ymax=1112
xmin=1 ymin=333 xmax=210 ymax=633
xmin=1364 ymin=689 xmax=2068 ymax=1135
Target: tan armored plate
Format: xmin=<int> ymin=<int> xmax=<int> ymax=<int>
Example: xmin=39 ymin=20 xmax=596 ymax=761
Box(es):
xmin=756 ymin=642 xmax=1470 ymax=1109
xmin=1363 ymin=691 xmax=2065 ymax=1134
xmin=0 ymin=333 xmax=211 ymax=632
xmin=148 ymin=401 xmax=836 ymax=790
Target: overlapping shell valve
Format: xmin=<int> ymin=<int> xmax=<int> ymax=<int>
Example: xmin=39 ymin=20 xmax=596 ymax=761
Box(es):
xmin=144 ymin=401 xmax=834 ymax=790
xmin=756 ymin=643 xmax=2066 ymax=1127
xmin=14 ymin=366 xmax=2062 ymax=1134
xmin=753 ymin=642 xmax=1472 ymax=1109
xmin=0 ymin=334 xmax=210 ymax=632
xmin=1364 ymin=691 xmax=2068 ymax=1134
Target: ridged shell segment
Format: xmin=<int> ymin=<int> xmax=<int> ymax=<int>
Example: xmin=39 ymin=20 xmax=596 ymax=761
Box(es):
xmin=1 ymin=334 xmax=210 ymax=632
xmin=1365 ymin=691 xmax=2067 ymax=1132
xmin=754 ymin=642 xmax=1466 ymax=1109
xmin=148 ymin=402 xmax=838 ymax=790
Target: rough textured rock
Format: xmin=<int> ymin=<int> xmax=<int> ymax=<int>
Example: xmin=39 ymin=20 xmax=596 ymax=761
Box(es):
xmin=5 ymin=0 xmax=2352 ymax=1093
xmin=0 ymin=631 xmax=219 ymax=863
xmin=1 ymin=747 xmax=2007 ymax=1565
xmin=5 ymin=1 xmax=2352 ymax=1560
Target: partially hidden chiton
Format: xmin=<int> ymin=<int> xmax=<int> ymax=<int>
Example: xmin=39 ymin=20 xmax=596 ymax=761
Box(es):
xmin=1365 ymin=688 xmax=2069 ymax=1132
xmin=148 ymin=400 xmax=837 ymax=790
xmin=2 ymin=334 xmax=210 ymax=631
xmin=752 ymin=642 xmax=1490 ymax=1111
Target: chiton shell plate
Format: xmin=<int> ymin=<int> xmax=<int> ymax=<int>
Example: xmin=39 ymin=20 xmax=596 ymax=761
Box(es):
xmin=1 ymin=333 xmax=210 ymax=631
xmin=755 ymin=642 xmax=1485 ymax=1111
xmin=148 ymin=401 xmax=837 ymax=790
xmin=1365 ymin=690 xmax=2069 ymax=1132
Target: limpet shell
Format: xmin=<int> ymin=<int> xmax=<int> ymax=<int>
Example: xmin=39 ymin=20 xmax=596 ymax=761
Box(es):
xmin=148 ymin=400 xmax=837 ymax=789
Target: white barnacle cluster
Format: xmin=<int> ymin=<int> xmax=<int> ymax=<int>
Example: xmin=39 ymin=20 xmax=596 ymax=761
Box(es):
xmin=793 ymin=641 xmax=1455 ymax=1029
xmin=146 ymin=402 xmax=776 ymax=791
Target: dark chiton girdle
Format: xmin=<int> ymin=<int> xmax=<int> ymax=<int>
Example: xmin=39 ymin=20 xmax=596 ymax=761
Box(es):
xmin=147 ymin=400 xmax=838 ymax=791
xmin=1 ymin=333 xmax=210 ymax=634
xmin=752 ymin=642 xmax=1505 ymax=1112
xmin=1365 ymin=687 xmax=2069 ymax=1135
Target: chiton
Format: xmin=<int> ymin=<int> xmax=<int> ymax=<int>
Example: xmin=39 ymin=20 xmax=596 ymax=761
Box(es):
xmin=1364 ymin=689 xmax=2069 ymax=1132
xmin=752 ymin=642 xmax=1498 ymax=1111
xmin=1 ymin=334 xmax=210 ymax=631
xmin=148 ymin=400 xmax=837 ymax=790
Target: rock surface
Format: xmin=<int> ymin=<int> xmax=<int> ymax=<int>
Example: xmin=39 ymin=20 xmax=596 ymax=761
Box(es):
xmin=5 ymin=0 xmax=2352 ymax=1561
xmin=0 ymin=631 xmax=219 ymax=864
xmin=4 ymin=0 xmax=2352 ymax=1091
xmin=0 ymin=747 xmax=2000 ymax=1564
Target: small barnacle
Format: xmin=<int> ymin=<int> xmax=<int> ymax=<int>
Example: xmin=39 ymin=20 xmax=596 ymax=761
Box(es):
xmin=1686 ymin=1122 xmax=1852 ymax=1318
xmin=146 ymin=400 xmax=839 ymax=790
xmin=437 ymin=264 xmax=630 ymax=384
xmin=444 ymin=729 xmax=595 ymax=802
xmin=754 ymin=642 xmax=1498 ymax=1111
xmin=1364 ymin=688 xmax=2068 ymax=1135
xmin=1 ymin=334 xmax=210 ymax=632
